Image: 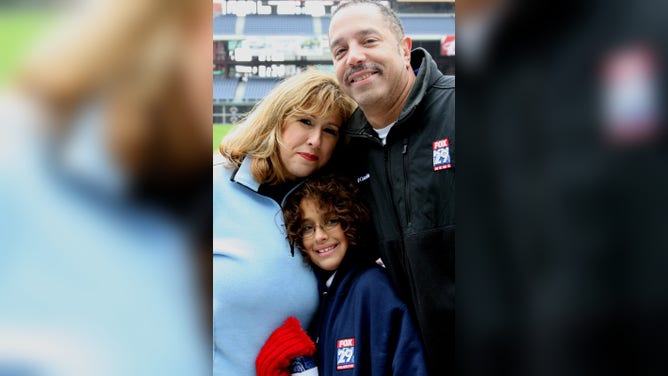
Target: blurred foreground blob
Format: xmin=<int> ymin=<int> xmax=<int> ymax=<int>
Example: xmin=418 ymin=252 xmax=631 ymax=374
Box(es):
xmin=0 ymin=1 xmax=211 ymax=375
xmin=599 ymin=44 xmax=663 ymax=146
xmin=459 ymin=0 xmax=668 ymax=375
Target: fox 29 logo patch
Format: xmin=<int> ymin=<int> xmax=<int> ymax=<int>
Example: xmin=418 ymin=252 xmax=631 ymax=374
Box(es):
xmin=336 ymin=338 xmax=355 ymax=370
xmin=433 ymin=138 xmax=452 ymax=171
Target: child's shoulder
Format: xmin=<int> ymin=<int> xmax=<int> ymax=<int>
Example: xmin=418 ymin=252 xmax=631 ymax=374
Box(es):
xmin=347 ymin=265 xmax=407 ymax=308
xmin=352 ymin=265 xmax=393 ymax=291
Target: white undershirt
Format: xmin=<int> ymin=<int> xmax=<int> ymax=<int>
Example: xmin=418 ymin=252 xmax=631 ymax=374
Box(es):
xmin=325 ymin=272 xmax=337 ymax=288
xmin=372 ymin=122 xmax=396 ymax=146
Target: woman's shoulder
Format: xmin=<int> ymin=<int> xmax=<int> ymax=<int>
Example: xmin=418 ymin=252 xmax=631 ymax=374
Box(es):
xmin=213 ymin=153 xmax=237 ymax=170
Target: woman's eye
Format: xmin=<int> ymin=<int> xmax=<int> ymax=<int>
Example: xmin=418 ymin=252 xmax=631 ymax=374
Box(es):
xmin=299 ymin=118 xmax=313 ymax=126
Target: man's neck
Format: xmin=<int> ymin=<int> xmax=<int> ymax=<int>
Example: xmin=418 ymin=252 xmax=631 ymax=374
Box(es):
xmin=363 ymin=100 xmax=403 ymax=130
xmin=363 ymin=70 xmax=416 ymax=129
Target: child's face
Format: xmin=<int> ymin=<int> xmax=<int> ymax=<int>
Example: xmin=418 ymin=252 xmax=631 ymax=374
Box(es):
xmin=298 ymin=198 xmax=348 ymax=271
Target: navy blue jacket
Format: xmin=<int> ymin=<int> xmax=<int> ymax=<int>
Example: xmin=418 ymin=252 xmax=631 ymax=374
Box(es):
xmin=311 ymin=255 xmax=429 ymax=376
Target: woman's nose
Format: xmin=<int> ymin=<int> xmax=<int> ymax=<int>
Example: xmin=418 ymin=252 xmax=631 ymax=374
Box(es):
xmin=307 ymin=130 xmax=321 ymax=148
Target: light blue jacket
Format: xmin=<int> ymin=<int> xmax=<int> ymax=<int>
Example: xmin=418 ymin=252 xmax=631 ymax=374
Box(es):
xmin=0 ymin=97 xmax=208 ymax=375
xmin=213 ymin=157 xmax=319 ymax=376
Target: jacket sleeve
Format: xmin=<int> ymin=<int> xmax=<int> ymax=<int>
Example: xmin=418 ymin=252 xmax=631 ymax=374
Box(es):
xmin=363 ymin=268 xmax=430 ymax=376
xmin=256 ymin=317 xmax=316 ymax=376
xmin=388 ymin=304 xmax=430 ymax=376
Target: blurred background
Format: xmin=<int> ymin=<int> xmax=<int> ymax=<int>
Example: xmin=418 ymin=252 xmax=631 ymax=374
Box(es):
xmin=212 ymin=0 xmax=455 ymax=150
xmin=0 ymin=0 xmax=211 ymax=374
xmin=458 ymin=0 xmax=668 ymax=375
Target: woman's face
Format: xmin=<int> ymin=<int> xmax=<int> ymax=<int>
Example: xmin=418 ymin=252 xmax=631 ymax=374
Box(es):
xmin=278 ymin=113 xmax=342 ymax=180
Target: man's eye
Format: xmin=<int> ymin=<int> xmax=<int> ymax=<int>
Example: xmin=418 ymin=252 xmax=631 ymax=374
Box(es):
xmin=323 ymin=128 xmax=339 ymax=136
xmin=334 ymin=48 xmax=347 ymax=58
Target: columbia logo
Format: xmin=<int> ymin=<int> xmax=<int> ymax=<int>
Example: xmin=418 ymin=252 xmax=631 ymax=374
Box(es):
xmin=357 ymin=173 xmax=370 ymax=183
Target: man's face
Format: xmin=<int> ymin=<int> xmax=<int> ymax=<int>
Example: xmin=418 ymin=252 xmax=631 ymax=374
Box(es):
xmin=328 ymin=4 xmax=412 ymax=109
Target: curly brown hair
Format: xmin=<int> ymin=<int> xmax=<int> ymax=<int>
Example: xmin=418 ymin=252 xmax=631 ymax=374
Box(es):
xmin=283 ymin=174 xmax=370 ymax=258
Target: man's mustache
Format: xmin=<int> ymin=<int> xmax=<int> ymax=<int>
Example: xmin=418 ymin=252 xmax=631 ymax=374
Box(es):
xmin=344 ymin=64 xmax=381 ymax=83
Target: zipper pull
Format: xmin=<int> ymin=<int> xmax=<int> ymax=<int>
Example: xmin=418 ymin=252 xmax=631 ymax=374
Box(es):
xmin=402 ymin=139 xmax=408 ymax=154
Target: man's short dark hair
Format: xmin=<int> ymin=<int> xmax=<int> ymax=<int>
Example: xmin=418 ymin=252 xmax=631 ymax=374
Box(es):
xmin=332 ymin=0 xmax=405 ymax=40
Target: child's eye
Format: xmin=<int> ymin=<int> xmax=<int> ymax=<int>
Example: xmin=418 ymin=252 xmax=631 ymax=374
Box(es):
xmin=324 ymin=217 xmax=341 ymax=229
xmin=300 ymin=225 xmax=315 ymax=238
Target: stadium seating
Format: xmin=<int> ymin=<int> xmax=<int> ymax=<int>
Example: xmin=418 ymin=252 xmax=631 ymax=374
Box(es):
xmin=213 ymin=77 xmax=239 ymax=102
xmin=244 ymin=15 xmax=314 ymax=36
xmin=320 ymin=15 xmax=453 ymax=38
xmin=216 ymin=14 xmax=454 ymax=39
xmin=243 ymin=77 xmax=281 ymax=101
xmin=320 ymin=17 xmax=332 ymax=36
xmin=213 ymin=10 xmax=455 ymax=123
xmin=401 ymin=16 xmax=455 ymax=36
xmin=214 ymin=15 xmax=237 ymax=35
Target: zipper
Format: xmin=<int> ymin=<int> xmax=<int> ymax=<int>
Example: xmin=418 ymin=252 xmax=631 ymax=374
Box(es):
xmin=314 ymin=290 xmax=328 ymax=345
xmin=402 ymin=138 xmax=411 ymax=226
xmin=383 ymin=147 xmax=394 ymax=206
xmin=383 ymin=141 xmax=408 ymax=231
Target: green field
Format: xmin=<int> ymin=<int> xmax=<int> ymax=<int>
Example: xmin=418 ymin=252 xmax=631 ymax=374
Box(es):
xmin=3 ymin=13 xmax=235 ymax=154
xmin=213 ymin=124 xmax=234 ymax=152
xmin=0 ymin=10 xmax=54 ymax=86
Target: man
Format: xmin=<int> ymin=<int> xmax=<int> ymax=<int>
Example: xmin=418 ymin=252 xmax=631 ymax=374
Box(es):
xmin=328 ymin=1 xmax=455 ymax=374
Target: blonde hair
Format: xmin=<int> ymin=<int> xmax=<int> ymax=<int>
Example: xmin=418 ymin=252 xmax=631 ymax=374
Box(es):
xmin=219 ymin=70 xmax=356 ymax=184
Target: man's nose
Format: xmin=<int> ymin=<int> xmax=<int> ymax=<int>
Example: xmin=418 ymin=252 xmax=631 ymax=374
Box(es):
xmin=346 ymin=44 xmax=366 ymax=66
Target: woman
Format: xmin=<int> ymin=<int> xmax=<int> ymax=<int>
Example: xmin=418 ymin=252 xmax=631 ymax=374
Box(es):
xmin=213 ymin=70 xmax=357 ymax=376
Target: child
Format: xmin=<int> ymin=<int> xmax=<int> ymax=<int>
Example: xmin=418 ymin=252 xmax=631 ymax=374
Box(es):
xmin=277 ymin=174 xmax=429 ymax=376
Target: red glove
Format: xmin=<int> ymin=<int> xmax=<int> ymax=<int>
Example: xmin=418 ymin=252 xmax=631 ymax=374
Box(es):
xmin=256 ymin=316 xmax=316 ymax=376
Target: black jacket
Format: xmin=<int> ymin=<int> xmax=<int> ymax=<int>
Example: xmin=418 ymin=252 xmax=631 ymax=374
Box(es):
xmin=335 ymin=48 xmax=455 ymax=374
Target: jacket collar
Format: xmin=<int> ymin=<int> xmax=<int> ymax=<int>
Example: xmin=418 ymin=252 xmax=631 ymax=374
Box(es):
xmin=316 ymin=248 xmax=368 ymax=295
xmin=346 ymin=48 xmax=441 ymax=137
xmin=230 ymin=156 xmax=260 ymax=192
xmin=398 ymin=48 xmax=436 ymax=123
